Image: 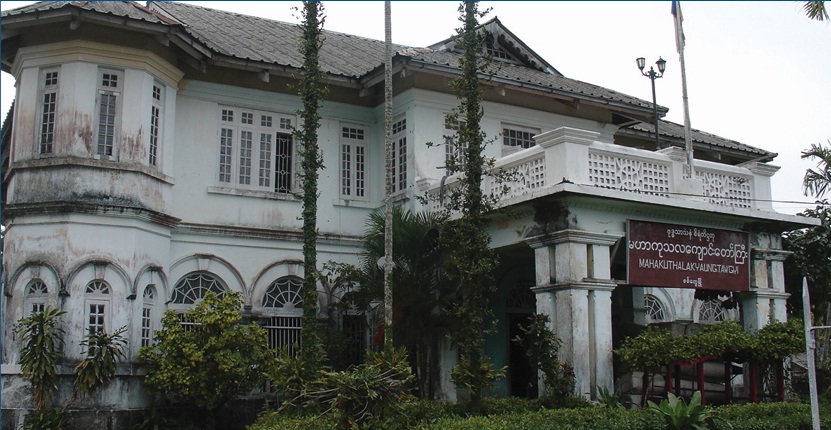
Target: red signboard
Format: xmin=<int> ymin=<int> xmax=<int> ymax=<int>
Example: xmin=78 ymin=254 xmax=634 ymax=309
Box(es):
xmin=627 ymin=220 xmax=749 ymax=291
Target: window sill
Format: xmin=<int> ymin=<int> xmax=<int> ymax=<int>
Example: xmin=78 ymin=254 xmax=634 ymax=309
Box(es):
xmin=332 ymin=199 xmax=378 ymax=209
xmin=207 ymin=186 xmax=300 ymax=201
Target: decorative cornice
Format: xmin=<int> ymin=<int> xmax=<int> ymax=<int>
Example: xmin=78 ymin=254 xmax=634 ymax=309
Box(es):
xmin=526 ymin=229 xmax=621 ymax=248
xmin=531 ymin=279 xmax=617 ymax=293
xmin=174 ymin=222 xmax=363 ymax=247
xmin=3 ymin=201 xmax=180 ymax=228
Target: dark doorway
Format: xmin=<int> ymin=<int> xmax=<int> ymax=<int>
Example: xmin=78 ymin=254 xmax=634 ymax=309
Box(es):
xmin=508 ymin=313 xmax=538 ymax=398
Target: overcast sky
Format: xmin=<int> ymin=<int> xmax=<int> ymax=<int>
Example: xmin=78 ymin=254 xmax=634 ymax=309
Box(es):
xmin=2 ymin=1 xmax=829 ymax=215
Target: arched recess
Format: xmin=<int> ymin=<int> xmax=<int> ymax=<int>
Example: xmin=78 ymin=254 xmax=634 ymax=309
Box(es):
xmin=169 ymin=253 xmax=246 ymax=303
xmin=132 ymin=264 xmax=169 ymax=300
xmin=130 ymin=265 xmax=167 ymax=360
xmin=2 ymin=262 xmax=62 ymax=365
xmin=63 ymin=259 xmax=132 ymax=360
xmin=250 ymin=260 xmax=305 ymax=316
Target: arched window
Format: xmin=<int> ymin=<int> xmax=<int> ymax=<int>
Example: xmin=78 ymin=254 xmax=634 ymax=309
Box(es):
xmin=171 ymin=272 xmax=226 ymax=305
xmin=644 ymin=294 xmax=666 ymax=323
xmin=698 ymin=299 xmax=727 ymax=324
xmin=506 ymin=282 xmax=536 ymax=313
xmin=25 ymin=280 xmax=48 ymax=316
xmin=140 ymin=286 xmax=156 ymax=348
xmin=85 ymin=280 xmax=111 ymax=335
xmin=262 ymin=276 xmax=303 ymax=356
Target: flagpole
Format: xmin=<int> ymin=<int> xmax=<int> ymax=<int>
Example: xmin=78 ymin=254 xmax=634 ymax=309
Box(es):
xmin=674 ymin=1 xmax=695 ymax=179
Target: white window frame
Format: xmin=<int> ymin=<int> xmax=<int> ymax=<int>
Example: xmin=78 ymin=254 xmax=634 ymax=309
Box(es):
xmin=149 ymin=82 xmax=164 ymax=167
xmin=501 ymin=123 xmax=540 ymax=156
xmin=339 ymin=124 xmax=368 ymax=201
xmin=218 ymin=106 xmax=296 ymax=194
xmin=140 ymin=285 xmax=157 ymax=348
xmin=84 ymin=280 xmax=111 ymax=336
xmin=94 ymin=69 xmax=123 ymax=160
xmin=37 ymin=68 xmax=60 ymax=156
xmin=262 ymin=276 xmax=304 ymax=357
xmin=391 ymin=116 xmax=407 ymax=194
xmin=444 ymin=115 xmax=467 ymax=173
xmin=24 ymin=279 xmax=49 ymax=317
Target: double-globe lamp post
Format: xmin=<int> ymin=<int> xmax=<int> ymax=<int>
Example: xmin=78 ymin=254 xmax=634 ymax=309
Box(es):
xmin=637 ymin=56 xmax=666 ymax=150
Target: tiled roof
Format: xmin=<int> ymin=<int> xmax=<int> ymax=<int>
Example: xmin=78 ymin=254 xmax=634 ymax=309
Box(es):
xmin=626 ymin=120 xmax=775 ymax=158
xmin=405 ymin=49 xmax=655 ymax=111
xmin=2 ymin=1 xmax=170 ymax=24
xmin=149 ymin=1 xmax=410 ymax=79
xmin=2 ymin=1 xmax=771 ymax=158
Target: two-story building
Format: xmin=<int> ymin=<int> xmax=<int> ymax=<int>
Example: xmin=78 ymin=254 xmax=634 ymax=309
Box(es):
xmin=1 ymin=1 xmax=816 ymax=426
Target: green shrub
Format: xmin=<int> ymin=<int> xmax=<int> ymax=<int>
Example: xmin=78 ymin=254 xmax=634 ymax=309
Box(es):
xmin=139 ymin=291 xmax=274 ymax=412
xmin=412 ymin=407 xmax=663 ymax=430
xmin=647 ymin=391 xmax=723 ymax=430
xmin=73 ymin=326 xmax=128 ymax=401
xmin=711 ymin=402 xmax=813 ymax=430
xmin=16 ymin=307 xmax=66 ymax=411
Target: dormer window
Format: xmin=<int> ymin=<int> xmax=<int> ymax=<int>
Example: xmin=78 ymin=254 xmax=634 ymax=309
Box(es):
xmin=484 ymin=34 xmax=520 ymax=64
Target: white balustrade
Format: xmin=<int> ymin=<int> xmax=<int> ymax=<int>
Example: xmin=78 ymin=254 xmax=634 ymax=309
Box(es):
xmin=423 ymin=126 xmax=775 ymax=214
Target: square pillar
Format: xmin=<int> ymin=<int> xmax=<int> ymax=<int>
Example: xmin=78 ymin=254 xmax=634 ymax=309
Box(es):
xmin=527 ymin=230 xmax=621 ymax=400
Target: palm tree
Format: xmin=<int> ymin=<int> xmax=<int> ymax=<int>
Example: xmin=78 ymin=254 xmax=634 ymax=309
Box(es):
xmin=802 ymin=140 xmax=831 ymax=198
xmin=356 ymin=206 xmax=453 ymax=399
xmin=802 ymin=1 xmax=828 ymax=21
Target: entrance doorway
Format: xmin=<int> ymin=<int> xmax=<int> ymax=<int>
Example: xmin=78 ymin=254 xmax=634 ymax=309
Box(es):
xmin=506 ymin=282 xmax=537 ymax=398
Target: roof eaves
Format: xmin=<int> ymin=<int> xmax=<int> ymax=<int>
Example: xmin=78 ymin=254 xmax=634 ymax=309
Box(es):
xmin=404 ymin=57 xmax=659 ymax=117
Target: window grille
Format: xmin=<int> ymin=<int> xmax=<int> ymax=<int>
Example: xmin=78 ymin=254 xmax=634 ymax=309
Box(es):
xmin=644 ymin=294 xmax=666 ymax=323
xmin=171 ymin=272 xmax=226 ymax=305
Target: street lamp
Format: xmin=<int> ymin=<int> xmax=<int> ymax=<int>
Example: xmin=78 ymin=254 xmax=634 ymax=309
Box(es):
xmin=636 ymin=56 xmax=666 ymax=150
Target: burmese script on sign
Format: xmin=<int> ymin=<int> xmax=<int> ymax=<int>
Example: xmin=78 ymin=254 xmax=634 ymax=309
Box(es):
xmin=627 ymin=220 xmax=750 ymax=291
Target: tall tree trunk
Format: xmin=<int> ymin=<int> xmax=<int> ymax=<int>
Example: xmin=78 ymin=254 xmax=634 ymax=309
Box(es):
xmin=298 ymin=1 xmax=326 ymax=371
xmin=383 ymin=0 xmax=394 ymax=347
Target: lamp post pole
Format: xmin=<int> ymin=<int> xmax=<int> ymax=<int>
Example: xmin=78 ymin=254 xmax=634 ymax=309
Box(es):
xmin=637 ymin=57 xmax=666 ymax=150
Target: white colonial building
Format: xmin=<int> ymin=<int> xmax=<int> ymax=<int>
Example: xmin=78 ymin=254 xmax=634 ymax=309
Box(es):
xmin=0 ymin=2 xmax=816 ymax=427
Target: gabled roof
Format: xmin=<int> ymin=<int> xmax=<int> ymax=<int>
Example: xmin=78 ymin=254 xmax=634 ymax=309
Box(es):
xmin=428 ymin=17 xmax=561 ymax=76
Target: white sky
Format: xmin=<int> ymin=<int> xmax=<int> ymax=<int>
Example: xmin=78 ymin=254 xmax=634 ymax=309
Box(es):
xmin=2 ymin=1 xmax=830 ymax=215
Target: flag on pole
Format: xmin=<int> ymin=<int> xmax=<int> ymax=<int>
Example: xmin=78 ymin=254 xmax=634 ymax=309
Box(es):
xmin=672 ymin=1 xmax=685 ymax=54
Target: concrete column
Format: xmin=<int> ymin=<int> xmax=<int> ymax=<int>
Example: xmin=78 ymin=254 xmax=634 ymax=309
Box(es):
xmin=527 ymin=230 xmax=620 ymax=400
xmin=741 ymin=248 xmax=791 ymax=330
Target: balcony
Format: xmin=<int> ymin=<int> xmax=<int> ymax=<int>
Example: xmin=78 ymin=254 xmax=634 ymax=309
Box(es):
xmin=424 ymin=127 xmax=783 ymax=218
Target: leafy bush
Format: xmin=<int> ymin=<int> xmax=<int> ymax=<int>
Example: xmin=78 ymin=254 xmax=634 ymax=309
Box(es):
xmin=616 ymin=325 xmax=677 ymax=371
xmin=139 ymin=291 xmax=273 ymax=411
xmin=411 ymin=406 xmax=663 ymax=430
xmin=681 ymin=321 xmax=753 ymax=362
xmin=73 ymin=326 xmax=128 ymax=401
xmin=711 ymin=402 xmax=815 ymax=430
xmin=647 ymin=391 xmax=724 ymax=430
xmin=752 ymin=319 xmax=805 ymax=362
xmin=16 ymin=307 xmax=66 ymax=410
